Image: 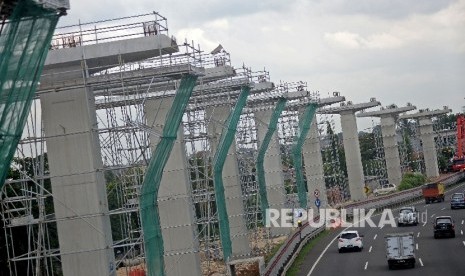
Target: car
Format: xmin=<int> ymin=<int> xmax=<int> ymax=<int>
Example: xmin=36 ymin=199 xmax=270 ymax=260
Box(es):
xmin=433 ymin=216 xmax=455 ymax=238
xmin=451 ymin=193 xmax=465 ymax=209
xmin=374 ymin=184 xmax=397 ymax=196
xmin=338 ymin=230 xmax=363 ymax=253
xmin=397 ymin=207 xmax=419 ymax=226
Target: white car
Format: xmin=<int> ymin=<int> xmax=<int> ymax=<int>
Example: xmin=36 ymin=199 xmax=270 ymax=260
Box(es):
xmin=338 ymin=230 xmax=363 ymax=253
xmin=397 ymin=207 xmax=419 ymax=226
xmin=374 ymin=184 xmax=397 ymax=196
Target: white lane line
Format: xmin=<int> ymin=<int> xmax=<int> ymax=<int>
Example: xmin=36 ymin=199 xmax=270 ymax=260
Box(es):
xmin=463 ymin=241 xmax=465 ymax=247
xmin=369 ymin=246 xmax=372 ymax=253
xmin=374 ymin=234 xmax=377 ymax=240
xmin=462 ymin=220 xmax=464 ymax=225
xmin=416 ymin=243 xmax=418 ymax=250
xmin=419 ymin=258 xmax=424 ymax=267
xmin=461 ymin=230 xmax=463 ymax=235
xmin=417 ymin=232 xmax=421 ymax=238
xmin=364 ymin=261 xmax=368 ymax=270
xmin=422 ymin=220 xmax=427 ymax=227
xmin=430 ymin=213 xmax=436 ymax=218
xmin=441 ymin=207 xmax=446 ymax=210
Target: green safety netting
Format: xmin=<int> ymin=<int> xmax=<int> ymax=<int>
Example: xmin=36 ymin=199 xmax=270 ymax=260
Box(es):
xmin=212 ymin=86 xmax=250 ymax=261
xmin=256 ymin=97 xmax=286 ymax=218
xmin=140 ymin=74 xmax=198 ymax=276
xmin=291 ymin=103 xmax=318 ymax=209
xmin=0 ymin=0 xmax=60 ymax=188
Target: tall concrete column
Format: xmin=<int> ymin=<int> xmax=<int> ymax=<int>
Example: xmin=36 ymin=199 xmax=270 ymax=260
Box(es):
xmin=41 ymin=82 xmax=115 ymax=276
xmin=380 ymin=115 xmax=403 ymax=186
xmin=303 ymin=117 xmax=327 ymax=211
xmin=145 ymin=98 xmax=201 ymax=276
xmin=318 ymin=100 xmax=380 ymax=201
xmin=399 ymin=107 xmax=451 ymax=179
xmin=418 ymin=118 xmax=439 ymax=178
xmin=255 ymin=109 xmax=288 ymax=236
xmin=358 ymin=105 xmax=416 ymax=186
xmin=340 ymin=111 xmax=365 ymax=200
xmin=206 ymin=105 xmax=251 ymax=258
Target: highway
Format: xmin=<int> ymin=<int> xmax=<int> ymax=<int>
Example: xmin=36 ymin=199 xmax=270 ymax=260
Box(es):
xmin=298 ymin=182 xmax=465 ymax=276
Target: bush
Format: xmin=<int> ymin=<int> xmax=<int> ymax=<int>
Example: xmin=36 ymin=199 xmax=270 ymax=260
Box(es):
xmin=398 ymin=172 xmax=427 ymax=191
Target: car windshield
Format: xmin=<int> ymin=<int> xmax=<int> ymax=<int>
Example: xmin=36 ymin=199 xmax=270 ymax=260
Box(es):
xmin=341 ymin=233 xmax=358 ymax=239
xmin=400 ymin=209 xmax=412 ymax=214
xmin=436 ymin=218 xmax=451 ymax=224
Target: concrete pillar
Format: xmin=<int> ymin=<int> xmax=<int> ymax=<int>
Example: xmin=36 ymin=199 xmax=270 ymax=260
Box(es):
xmin=206 ymin=105 xmax=251 ymax=258
xmin=340 ymin=111 xmax=365 ymax=200
xmin=380 ymin=116 xmax=402 ymax=186
xmin=303 ymin=116 xmax=327 ymax=212
xmin=418 ymin=117 xmax=439 ymax=178
xmin=41 ymin=85 xmax=115 ymax=276
xmin=255 ymin=109 xmax=288 ymax=236
xmin=145 ymin=98 xmax=201 ymax=276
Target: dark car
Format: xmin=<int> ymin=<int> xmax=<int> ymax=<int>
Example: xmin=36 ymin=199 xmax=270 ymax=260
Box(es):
xmin=433 ymin=216 xmax=455 ymax=238
xmin=451 ymin=193 xmax=465 ymax=209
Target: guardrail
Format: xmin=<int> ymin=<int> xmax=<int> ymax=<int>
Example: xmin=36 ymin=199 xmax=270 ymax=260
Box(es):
xmin=264 ymin=172 xmax=465 ymax=276
xmin=264 ymin=218 xmax=323 ymax=276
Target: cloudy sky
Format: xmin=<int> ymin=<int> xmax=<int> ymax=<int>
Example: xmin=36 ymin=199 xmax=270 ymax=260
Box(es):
xmin=59 ymin=0 xmax=465 ymax=130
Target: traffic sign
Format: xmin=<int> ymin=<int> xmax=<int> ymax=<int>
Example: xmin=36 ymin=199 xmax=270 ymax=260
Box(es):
xmin=315 ymin=198 xmax=321 ymax=208
xmin=314 ymin=189 xmax=320 ymax=198
xmin=364 ymin=186 xmax=370 ymax=194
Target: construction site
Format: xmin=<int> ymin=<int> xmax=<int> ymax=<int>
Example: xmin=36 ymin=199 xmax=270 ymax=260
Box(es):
xmin=0 ymin=1 xmax=461 ymax=276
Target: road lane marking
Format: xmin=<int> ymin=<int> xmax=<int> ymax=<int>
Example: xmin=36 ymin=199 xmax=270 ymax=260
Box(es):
xmin=422 ymin=220 xmax=427 ymax=227
xmin=306 ymin=210 xmax=387 ymax=276
xmin=369 ymin=246 xmax=372 ymax=253
xmin=430 ymin=213 xmax=435 ymax=218
xmin=441 ymin=207 xmax=446 ymax=210
xmin=419 ymin=258 xmax=424 ymax=266
xmin=417 ymin=232 xmax=420 ymax=238
xmin=462 ymin=220 xmax=464 ymax=225
xmin=416 ymin=243 xmax=418 ymax=250
xmin=364 ymin=262 xmax=368 ymax=270
xmin=461 ymin=230 xmax=463 ymax=235
xmin=463 ymin=241 xmax=465 ymax=247
xmin=374 ymin=234 xmax=377 ymax=240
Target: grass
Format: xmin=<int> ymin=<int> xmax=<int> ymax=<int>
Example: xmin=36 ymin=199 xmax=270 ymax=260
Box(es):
xmin=286 ymin=229 xmax=330 ymax=276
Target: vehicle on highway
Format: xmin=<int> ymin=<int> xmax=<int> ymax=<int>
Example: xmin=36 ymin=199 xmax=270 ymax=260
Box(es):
xmin=337 ymin=230 xmax=363 ymax=253
xmin=450 ymin=193 xmax=465 ymax=209
xmin=422 ymin=182 xmax=444 ymax=204
xmin=397 ymin=207 xmax=419 ymax=226
xmin=385 ymin=232 xmax=415 ymax=269
xmin=373 ymin=183 xmax=397 ymax=196
xmin=433 ymin=216 xmax=455 ymax=238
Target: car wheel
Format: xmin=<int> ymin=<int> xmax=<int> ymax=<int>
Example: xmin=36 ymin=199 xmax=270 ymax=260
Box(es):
xmin=451 ymin=233 xmax=455 ymax=238
xmin=388 ymin=264 xmax=393 ymax=270
xmin=434 ymin=234 xmax=438 ymax=239
xmin=411 ymin=263 xmax=415 ymax=268
xmin=338 ymin=249 xmax=342 ymax=253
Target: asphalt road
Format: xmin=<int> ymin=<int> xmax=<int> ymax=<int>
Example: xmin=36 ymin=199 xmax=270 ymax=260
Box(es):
xmin=297 ymin=181 xmax=465 ymax=276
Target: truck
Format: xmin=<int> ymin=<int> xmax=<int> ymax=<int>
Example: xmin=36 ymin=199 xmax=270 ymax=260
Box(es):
xmin=385 ymin=232 xmax=416 ymax=269
xmin=422 ymin=182 xmax=444 ymax=204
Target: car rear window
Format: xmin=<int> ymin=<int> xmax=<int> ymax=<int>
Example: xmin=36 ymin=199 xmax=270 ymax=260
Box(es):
xmin=436 ymin=218 xmax=451 ymax=224
xmin=400 ymin=209 xmax=413 ymax=214
xmin=452 ymin=194 xmax=464 ymax=199
xmin=341 ymin=233 xmax=357 ymax=239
